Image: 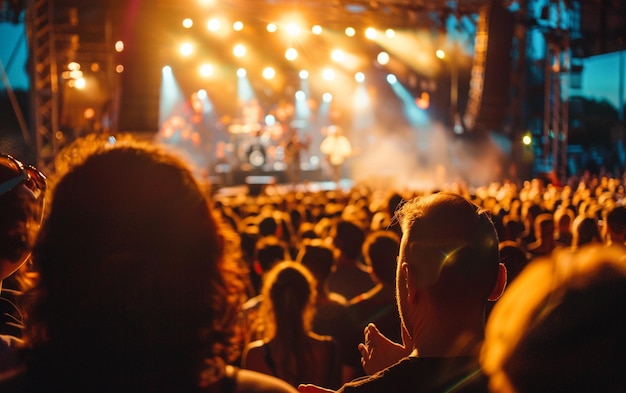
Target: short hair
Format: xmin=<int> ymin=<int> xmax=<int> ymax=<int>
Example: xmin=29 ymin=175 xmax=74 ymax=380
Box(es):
xmin=362 ymin=230 xmax=400 ymax=285
xmin=255 ymin=235 xmax=289 ymax=272
xmin=332 ymin=219 xmax=365 ymax=260
xmin=298 ymin=239 xmax=335 ymax=283
xmin=606 ymin=205 xmax=626 ymax=236
xmin=482 ymin=245 xmax=626 ymax=393
xmin=395 ymin=193 xmax=500 ymax=303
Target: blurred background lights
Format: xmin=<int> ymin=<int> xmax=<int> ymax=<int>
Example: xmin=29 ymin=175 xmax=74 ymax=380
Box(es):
xmin=345 ymin=27 xmax=356 ymax=37
xmin=180 ymin=42 xmax=193 ymax=56
xmin=295 ymin=90 xmax=306 ymax=100
xmin=262 ymin=67 xmax=276 ymax=79
xmin=266 ymin=23 xmax=277 ymax=32
xmin=285 ymin=22 xmax=302 ymax=36
xmin=197 ymin=89 xmax=207 ymax=99
xmin=322 ymin=68 xmax=335 ymax=80
xmin=299 ymin=69 xmax=309 ymax=79
xmin=199 ymin=63 xmax=214 ymax=77
xmin=285 ymin=48 xmax=298 ymax=61
xmin=355 ymin=72 xmax=365 ymax=83
xmin=322 ymin=92 xmax=333 ymax=102
xmin=436 ymin=49 xmax=446 ymax=59
xmin=311 ymin=25 xmax=322 ymax=35
xmin=207 ymin=18 xmax=221 ymax=31
xmin=365 ymin=27 xmax=377 ymax=40
xmin=233 ymin=44 xmax=246 ymax=57
xmin=237 ymin=68 xmax=246 ymax=77
xmin=182 ymin=18 xmax=193 ymax=28
xmin=114 ymin=40 xmax=124 ymax=52
xmin=377 ymin=51 xmax=390 ymax=65
xmin=385 ymin=28 xmax=395 ymax=38
xmin=233 ymin=21 xmax=243 ymax=31
xmin=331 ymin=49 xmax=345 ymax=62
xmin=386 ymin=74 xmax=397 ymax=84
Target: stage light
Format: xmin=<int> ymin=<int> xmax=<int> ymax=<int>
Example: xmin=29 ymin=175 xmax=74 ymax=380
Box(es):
xmin=331 ymin=49 xmax=345 ymax=62
xmin=262 ymin=67 xmax=276 ymax=80
xmin=68 ymin=61 xmax=80 ymax=71
xmin=365 ymin=27 xmax=377 ymax=40
xmin=182 ymin=18 xmax=193 ymax=28
xmin=233 ymin=21 xmax=244 ymax=31
xmin=299 ymin=69 xmax=309 ymax=79
xmin=436 ymin=49 xmax=446 ymax=59
xmin=285 ymin=22 xmax=302 ymax=37
xmin=114 ymin=40 xmax=124 ymax=52
xmin=115 ymin=64 xmax=124 ymax=73
xmin=387 ymin=74 xmax=397 ymax=84
xmin=355 ymin=72 xmax=365 ymax=83
xmin=267 ymin=23 xmax=277 ymax=32
xmin=180 ymin=42 xmax=193 ymax=56
xmin=265 ymin=114 xmax=276 ymax=126
xmin=312 ymin=25 xmax=322 ymax=35
xmin=207 ymin=18 xmax=221 ymax=32
xmin=385 ymin=28 xmax=395 ymax=38
xmin=322 ymin=68 xmax=335 ymax=81
xmin=237 ymin=68 xmax=246 ymax=78
xmin=322 ymin=92 xmax=333 ymax=102
xmin=377 ymin=51 xmax=390 ymax=65
xmin=233 ymin=44 xmax=246 ymax=57
xmin=295 ymin=90 xmax=306 ymax=100
xmin=522 ymin=134 xmax=532 ymax=145
xmin=345 ymin=27 xmax=356 ymax=37
xmin=199 ymin=63 xmax=214 ymax=77
xmin=69 ymin=69 xmax=83 ymax=79
xmin=285 ymin=48 xmax=298 ymax=61
xmin=75 ymin=77 xmax=86 ymax=89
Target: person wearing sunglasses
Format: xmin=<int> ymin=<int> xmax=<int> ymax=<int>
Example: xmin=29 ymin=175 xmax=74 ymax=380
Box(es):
xmin=0 ymin=154 xmax=46 ymax=370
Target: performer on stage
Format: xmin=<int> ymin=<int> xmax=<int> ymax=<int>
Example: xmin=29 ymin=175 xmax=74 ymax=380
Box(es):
xmin=320 ymin=125 xmax=352 ymax=185
xmin=283 ymin=129 xmax=310 ymax=186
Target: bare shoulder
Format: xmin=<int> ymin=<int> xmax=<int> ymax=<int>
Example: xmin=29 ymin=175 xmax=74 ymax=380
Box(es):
xmin=233 ymin=367 xmax=298 ymax=393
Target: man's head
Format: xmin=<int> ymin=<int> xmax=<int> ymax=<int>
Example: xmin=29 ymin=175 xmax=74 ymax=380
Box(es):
xmin=394 ymin=193 xmax=504 ymax=340
xmin=362 ymin=230 xmax=400 ymax=286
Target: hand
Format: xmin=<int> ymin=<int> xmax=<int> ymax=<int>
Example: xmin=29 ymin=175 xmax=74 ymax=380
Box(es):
xmin=358 ymin=323 xmax=413 ymax=375
xmin=298 ymin=384 xmax=335 ymax=393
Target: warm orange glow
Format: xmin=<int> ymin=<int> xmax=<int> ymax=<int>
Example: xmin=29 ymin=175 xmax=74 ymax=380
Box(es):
xmin=233 ymin=44 xmax=246 ymax=58
xmin=182 ymin=18 xmax=193 ymax=28
xmin=180 ymin=42 xmax=193 ymax=56
xmin=285 ymin=48 xmax=298 ymax=61
xmin=312 ymin=25 xmax=322 ymax=35
xmin=114 ymin=40 xmax=124 ymax=52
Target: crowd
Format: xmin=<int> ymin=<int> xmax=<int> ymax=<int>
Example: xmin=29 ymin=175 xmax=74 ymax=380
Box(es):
xmin=1 ymin=133 xmax=625 ymax=392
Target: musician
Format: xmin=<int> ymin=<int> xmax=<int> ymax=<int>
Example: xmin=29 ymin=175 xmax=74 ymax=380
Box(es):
xmin=320 ymin=125 xmax=352 ymax=185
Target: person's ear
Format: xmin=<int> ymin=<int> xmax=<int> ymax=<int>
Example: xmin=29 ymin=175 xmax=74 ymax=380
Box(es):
xmin=488 ymin=263 xmax=507 ymax=302
xmin=401 ymin=262 xmax=417 ymax=302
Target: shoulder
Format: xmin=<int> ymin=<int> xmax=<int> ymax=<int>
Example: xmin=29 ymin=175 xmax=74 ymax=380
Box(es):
xmin=232 ymin=367 xmax=298 ymax=393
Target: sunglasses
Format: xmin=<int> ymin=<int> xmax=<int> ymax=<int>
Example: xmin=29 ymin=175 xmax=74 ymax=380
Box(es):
xmin=0 ymin=154 xmax=47 ymax=200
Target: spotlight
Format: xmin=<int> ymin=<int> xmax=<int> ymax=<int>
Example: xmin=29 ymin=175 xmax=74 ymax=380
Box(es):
xmin=322 ymin=68 xmax=335 ymax=81
xmin=182 ymin=18 xmax=193 ymax=28
xmin=233 ymin=44 xmax=246 ymax=58
xmin=386 ymin=74 xmax=397 ymax=84
xmin=299 ymin=69 xmax=309 ymax=79
xmin=436 ymin=49 xmax=446 ymax=59
xmin=322 ymin=92 xmax=333 ymax=102
xmin=355 ymin=72 xmax=365 ymax=83
xmin=179 ymin=42 xmax=193 ymax=56
xmin=237 ymin=68 xmax=247 ymax=78
xmin=262 ymin=67 xmax=276 ymax=79
xmin=365 ymin=27 xmax=377 ymax=40
xmin=295 ymin=90 xmax=306 ymax=100
xmin=285 ymin=22 xmax=302 ymax=36
xmin=233 ymin=21 xmax=244 ymax=31
xmin=345 ymin=27 xmax=356 ymax=37
xmin=377 ymin=51 xmax=390 ymax=65
xmin=312 ymin=25 xmax=323 ymax=35
xmin=522 ymin=135 xmax=532 ymax=145
xmin=207 ymin=18 xmax=221 ymax=32
xmin=267 ymin=23 xmax=277 ymax=32
xmin=197 ymin=89 xmax=208 ymax=99
xmin=114 ymin=40 xmax=124 ymax=52
xmin=385 ymin=28 xmax=395 ymax=38
xmin=285 ymin=48 xmax=298 ymax=61
xmin=199 ymin=63 xmax=214 ymax=77
xmin=331 ymin=49 xmax=345 ymax=63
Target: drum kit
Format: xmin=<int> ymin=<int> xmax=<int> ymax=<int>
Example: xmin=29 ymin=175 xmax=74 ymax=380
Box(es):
xmin=227 ymin=121 xmax=286 ymax=168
